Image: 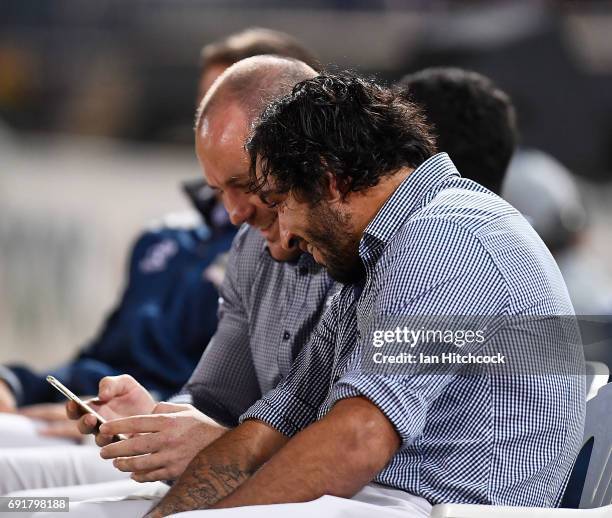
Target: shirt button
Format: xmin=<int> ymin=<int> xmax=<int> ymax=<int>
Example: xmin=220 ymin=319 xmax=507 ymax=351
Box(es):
xmin=282 ymin=331 xmax=291 ymax=340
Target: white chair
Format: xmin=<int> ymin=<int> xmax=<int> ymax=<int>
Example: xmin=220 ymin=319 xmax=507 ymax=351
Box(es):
xmin=431 ymin=382 xmax=612 ymax=518
xmin=585 ymin=361 xmax=609 ymax=401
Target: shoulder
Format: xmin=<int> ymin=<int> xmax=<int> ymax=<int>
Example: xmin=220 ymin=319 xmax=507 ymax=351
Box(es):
xmin=129 ymin=211 xmax=218 ymax=274
xmin=227 ymin=225 xmax=267 ymax=267
xmin=224 ymin=225 xmax=274 ymax=290
xmin=393 ymin=179 xmax=525 ymax=265
xmin=134 ymin=210 xmax=208 ymax=250
xmin=376 ymin=186 xmax=511 ymax=305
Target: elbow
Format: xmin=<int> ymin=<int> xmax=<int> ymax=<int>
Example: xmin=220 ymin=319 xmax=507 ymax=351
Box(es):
xmin=328 ymin=397 xmax=401 ymax=491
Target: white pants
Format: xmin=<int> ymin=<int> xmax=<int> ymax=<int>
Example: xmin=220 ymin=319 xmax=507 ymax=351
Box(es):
xmin=0 ymin=445 xmax=130 ymax=495
xmin=6 ymin=479 xmax=154 ymax=501
xmin=25 ymin=483 xmax=431 ymax=518
xmin=0 ymin=414 xmax=129 ymax=495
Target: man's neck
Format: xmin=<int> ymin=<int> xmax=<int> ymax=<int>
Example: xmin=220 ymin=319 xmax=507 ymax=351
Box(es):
xmin=348 ymin=167 xmax=414 ymax=238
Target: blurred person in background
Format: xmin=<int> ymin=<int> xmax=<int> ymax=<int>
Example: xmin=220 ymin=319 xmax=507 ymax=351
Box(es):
xmin=0 ymin=28 xmax=320 ymax=490
xmin=197 ymin=27 xmax=320 ymax=102
xmin=0 ymin=183 xmax=235 ymax=438
xmin=503 ymin=149 xmax=612 ymax=368
xmin=398 ymin=68 xmax=611 ymax=370
xmin=396 ymin=67 xmax=517 ymax=196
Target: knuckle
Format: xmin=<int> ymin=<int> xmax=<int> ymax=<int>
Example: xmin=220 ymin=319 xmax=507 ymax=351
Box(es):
xmin=96 ymin=434 xmax=112 ymax=447
xmin=153 ymin=402 xmax=170 ymax=413
xmin=114 ymin=459 xmax=129 ymax=472
xmin=136 ymin=436 xmax=155 ymax=454
xmin=159 ymin=415 xmax=175 ymax=428
xmin=99 ymin=376 xmax=113 ymax=389
xmin=131 ymin=457 xmax=148 ymax=472
xmin=167 ymin=465 xmax=179 ymax=479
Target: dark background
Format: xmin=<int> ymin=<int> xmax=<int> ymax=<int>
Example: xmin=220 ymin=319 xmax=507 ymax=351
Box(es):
xmin=2 ymin=0 xmax=612 ymax=179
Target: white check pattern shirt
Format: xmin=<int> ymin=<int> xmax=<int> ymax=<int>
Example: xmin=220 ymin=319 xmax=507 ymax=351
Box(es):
xmin=241 ymin=153 xmax=585 ymax=507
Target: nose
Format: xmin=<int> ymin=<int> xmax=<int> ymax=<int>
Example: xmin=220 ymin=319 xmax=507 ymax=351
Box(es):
xmin=226 ymin=195 xmax=255 ymax=226
xmin=278 ymin=214 xmax=298 ymax=251
xmin=280 ymin=228 xmax=298 ymax=251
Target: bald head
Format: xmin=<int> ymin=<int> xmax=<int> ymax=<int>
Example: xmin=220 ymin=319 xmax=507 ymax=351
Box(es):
xmin=195 ymin=55 xmax=317 ymax=132
xmin=194 ymin=55 xmax=317 ymax=263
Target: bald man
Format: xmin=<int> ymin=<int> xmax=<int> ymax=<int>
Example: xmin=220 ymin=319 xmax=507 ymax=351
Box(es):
xmin=1 ymin=36 xmax=329 ymax=499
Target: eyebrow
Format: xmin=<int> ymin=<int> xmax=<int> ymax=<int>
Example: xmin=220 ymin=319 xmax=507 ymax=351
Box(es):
xmin=225 ymin=175 xmax=250 ymax=188
xmin=207 ymin=175 xmax=250 ymax=191
xmin=257 ymin=188 xmax=275 ymax=203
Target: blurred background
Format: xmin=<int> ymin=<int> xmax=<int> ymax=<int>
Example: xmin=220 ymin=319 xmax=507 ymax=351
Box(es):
xmin=1 ymin=0 xmax=611 ymax=369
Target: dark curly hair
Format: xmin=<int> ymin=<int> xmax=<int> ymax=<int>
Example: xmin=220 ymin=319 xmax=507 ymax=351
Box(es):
xmin=247 ymin=73 xmax=437 ymax=204
xmin=396 ymin=68 xmax=517 ymax=195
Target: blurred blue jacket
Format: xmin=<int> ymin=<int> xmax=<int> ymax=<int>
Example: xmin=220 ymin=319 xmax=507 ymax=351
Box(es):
xmin=1 ymin=181 xmax=236 ymax=405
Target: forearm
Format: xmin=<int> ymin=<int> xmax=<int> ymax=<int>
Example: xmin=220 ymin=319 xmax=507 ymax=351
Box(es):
xmin=0 ymin=365 xmax=50 ymax=406
xmin=214 ymin=397 xmax=400 ymax=508
xmin=145 ymin=419 xmax=288 ymax=517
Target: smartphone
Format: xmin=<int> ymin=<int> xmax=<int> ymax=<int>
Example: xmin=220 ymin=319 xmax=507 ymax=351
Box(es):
xmin=46 ymin=375 xmax=127 ymax=441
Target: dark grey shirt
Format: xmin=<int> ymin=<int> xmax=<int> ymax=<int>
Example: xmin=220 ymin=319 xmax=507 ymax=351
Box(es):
xmin=171 ymin=225 xmax=337 ymax=426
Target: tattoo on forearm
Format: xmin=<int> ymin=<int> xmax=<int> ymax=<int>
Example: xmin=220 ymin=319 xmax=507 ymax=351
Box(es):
xmin=210 ymin=462 xmax=245 ymax=490
xmin=149 ymin=460 xmax=250 ymax=517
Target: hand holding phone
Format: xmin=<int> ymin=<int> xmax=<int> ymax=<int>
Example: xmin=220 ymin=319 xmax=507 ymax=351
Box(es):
xmin=46 ymin=375 xmax=127 ymax=441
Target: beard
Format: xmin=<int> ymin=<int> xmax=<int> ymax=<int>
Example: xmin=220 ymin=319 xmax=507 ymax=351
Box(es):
xmin=306 ymin=203 xmax=365 ymax=285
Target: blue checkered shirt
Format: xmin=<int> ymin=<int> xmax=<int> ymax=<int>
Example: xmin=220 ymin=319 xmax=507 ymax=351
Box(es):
xmin=241 ymin=153 xmax=585 ymax=506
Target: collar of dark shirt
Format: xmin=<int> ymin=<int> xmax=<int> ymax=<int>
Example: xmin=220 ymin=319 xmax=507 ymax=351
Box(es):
xmin=359 ymin=152 xmax=460 ymax=263
xmin=296 ymin=252 xmax=322 ymax=274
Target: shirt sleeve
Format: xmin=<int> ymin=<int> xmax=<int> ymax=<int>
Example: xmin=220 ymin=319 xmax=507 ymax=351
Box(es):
xmin=174 ymin=229 xmax=261 ymax=427
xmin=239 ymin=292 xmax=343 ymax=436
xmin=0 ymin=365 xmax=24 ymax=404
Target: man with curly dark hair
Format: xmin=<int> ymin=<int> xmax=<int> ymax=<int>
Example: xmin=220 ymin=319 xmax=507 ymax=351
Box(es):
xmin=248 ymin=74 xmax=436 ymax=283
xmin=142 ymin=73 xmax=583 ymax=517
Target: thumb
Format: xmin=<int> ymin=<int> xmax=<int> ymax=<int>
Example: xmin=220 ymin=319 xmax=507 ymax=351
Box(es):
xmin=98 ymin=375 xmax=137 ymax=402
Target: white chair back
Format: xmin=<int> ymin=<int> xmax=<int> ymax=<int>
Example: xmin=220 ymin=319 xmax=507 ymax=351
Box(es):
xmin=585 ymin=361 xmax=609 ymax=401
xmin=580 ymin=382 xmax=612 ymax=508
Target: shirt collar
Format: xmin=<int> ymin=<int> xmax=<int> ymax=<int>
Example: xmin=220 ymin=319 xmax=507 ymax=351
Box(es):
xmin=259 ymin=236 xmax=321 ymax=273
xmin=296 ymin=252 xmax=321 ymax=273
xmin=360 ymin=153 xmax=460 ymax=260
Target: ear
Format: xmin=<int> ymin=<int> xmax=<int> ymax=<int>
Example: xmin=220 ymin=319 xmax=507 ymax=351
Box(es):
xmin=324 ymin=172 xmax=346 ymax=204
